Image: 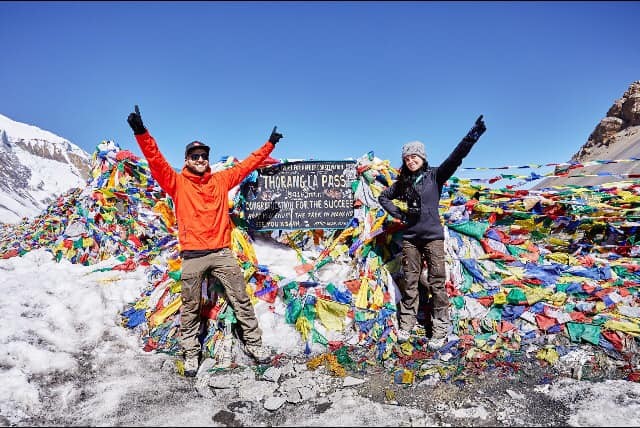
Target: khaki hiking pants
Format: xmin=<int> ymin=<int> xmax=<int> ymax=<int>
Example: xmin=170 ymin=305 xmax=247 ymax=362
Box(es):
xmin=398 ymin=239 xmax=450 ymax=338
xmin=180 ymin=248 xmax=262 ymax=358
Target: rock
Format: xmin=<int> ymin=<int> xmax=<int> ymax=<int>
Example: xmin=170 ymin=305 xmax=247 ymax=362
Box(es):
xmin=209 ymin=369 xmax=254 ymax=389
xmin=262 ymin=366 xmax=282 ymax=383
xmin=284 ymin=387 xmax=302 ymax=404
xmin=160 ymin=358 xmax=176 ymax=374
xmin=194 ymin=376 xmax=215 ymax=399
xmin=279 ymin=376 xmax=304 ymax=391
xmin=342 ymin=376 xmax=366 ymax=387
xmin=623 ymin=93 xmax=640 ymax=126
xmin=418 ymin=373 xmax=441 ymax=386
xmin=576 ymin=80 xmax=640 ymax=161
xmin=278 ymin=360 xmax=295 ymax=377
xmin=196 ymin=358 xmax=216 ymax=377
xmin=298 ymin=386 xmax=315 ymax=401
xmin=607 ymin=98 xmax=625 ymax=118
xmin=293 ymin=363 xmax=308 ymax=374
xmin=535 ymin=80 xmax=640 ymax=188
xmin=263 ymin=396 xmax=286 ymax=411
xmin=587 ymin=117 xmax=624 ymax=148
xmin=238 ymin=380 xmax=278 ymax=402
xmin=506 ymin=389 xmax=525 ymax=400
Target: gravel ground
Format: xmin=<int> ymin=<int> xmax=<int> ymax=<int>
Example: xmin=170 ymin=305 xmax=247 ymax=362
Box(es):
xmin=350 ymin=362 xmax=570 ymax=427
xmin=5 ymin=334 xmax=633 ymax=427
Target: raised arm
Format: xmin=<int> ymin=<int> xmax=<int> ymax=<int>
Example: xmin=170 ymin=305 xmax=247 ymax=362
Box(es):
xmin=127 ymin=106 xmax=177 ymax=196
xmin=436 ymin=115 xmax=486 ymax=186
xmin=218 ymin=127 xmax=283 ymax=189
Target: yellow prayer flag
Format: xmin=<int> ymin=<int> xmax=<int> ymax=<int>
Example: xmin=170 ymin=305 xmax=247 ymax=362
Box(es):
xmin=536 ymin=347 xmax=559 ymax=364
xmin=355 ymin=279 xmax=370 ymax=309
xmin=295 ymin=316 xmax=312 ymax=341
xmin=149 ymin=296 xmax=182 ymax=327
xmin=316 ymin=298 xmax=350 ymax=331
xmin=372 ymin=285 xmax=384 ymax=309
xmin=493 ymin=292 xmax=507 ymax=305
xmin=604 ymin=320 xmax=640 ymax=335
xmin=550 ymin=291 xmax=567 ymax=306
xmin=526 ymin=287 xmax=552 ymax=305
xmin=167 ymin=258 xmax=182 ymax=272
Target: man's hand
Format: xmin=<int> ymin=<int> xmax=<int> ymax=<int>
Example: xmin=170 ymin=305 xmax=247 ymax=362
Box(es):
xmin=127 ymin=105 xmax=147 ymax=135
xmin=392 ymin=216 xmax=405 ymax=225
xmin=269 ymin=126 xmax=283 ymax=144
xmin=463 ymin=115 xmax=486 ymax=143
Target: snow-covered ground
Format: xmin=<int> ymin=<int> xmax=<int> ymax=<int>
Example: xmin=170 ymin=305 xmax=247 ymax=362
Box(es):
xmin=1 ymin=247 xmax=640 ymax=426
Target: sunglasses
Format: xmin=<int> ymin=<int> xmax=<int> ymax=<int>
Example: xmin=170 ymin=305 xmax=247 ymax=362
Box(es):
xmin=188 ymin=153 xmax=209 ymax=161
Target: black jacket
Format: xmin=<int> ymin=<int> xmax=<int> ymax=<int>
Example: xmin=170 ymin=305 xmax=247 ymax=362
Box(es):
xmin=379 ymin=138 xmax=476 ymax=242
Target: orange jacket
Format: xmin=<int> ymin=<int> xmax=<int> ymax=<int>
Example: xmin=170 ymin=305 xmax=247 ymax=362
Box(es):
xmin=135 ymin=131 xmax=275 ymax=251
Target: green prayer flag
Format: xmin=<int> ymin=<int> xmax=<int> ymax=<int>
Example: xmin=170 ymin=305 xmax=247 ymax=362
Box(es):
xmin=452 ymin=296 xmax=465 ymax=310
xmin=506 ymin=288 xmax=527 ymax=304
xmin=566 ymin=322 xmax=601 ymax=345
xmin=447 ymin=220 xmax=490 ymax=241
xmin=311 ymin=328 xmax=328 ymax=345
xmin=285 ymin=299 xmax=302 ymax=324
xmin=486 ymin=307 xmax=502 ymax=321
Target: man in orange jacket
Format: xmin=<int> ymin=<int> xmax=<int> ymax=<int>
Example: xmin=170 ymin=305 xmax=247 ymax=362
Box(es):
xmin=127 ymin=106 xmax=282 ymax=377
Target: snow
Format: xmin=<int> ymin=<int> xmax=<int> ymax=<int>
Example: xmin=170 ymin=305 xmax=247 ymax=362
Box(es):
xmin=2 ymin=246 xmax=640 ymax=426
xmin=0 ymin=113 xmax=73 ymax=147
xmin=12 ymin=143 xmax=86 ymax=199
xmin=0 ymin=113 xmax=90 ymax=224
xmin=547 ymin=378 xmax=640 ymax=427
xmin=0 ymin=192 xmax=40 ymax=224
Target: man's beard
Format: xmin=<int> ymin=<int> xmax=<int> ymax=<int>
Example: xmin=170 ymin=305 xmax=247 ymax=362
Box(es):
xmin=186 ymin=164 xmax=206 ymax=176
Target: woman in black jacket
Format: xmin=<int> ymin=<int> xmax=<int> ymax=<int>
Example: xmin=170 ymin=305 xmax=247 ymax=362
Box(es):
xmin=378 ymin=116 xmax=486 ymax=349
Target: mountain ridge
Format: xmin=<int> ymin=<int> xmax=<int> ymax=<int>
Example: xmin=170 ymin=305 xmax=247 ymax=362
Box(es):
xmin=534 ymin=80 xmax=640 ymax=189
xmin=0 ymin=113 xmax=91 ymax=224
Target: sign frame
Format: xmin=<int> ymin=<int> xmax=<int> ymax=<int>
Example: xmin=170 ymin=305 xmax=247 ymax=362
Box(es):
xmin=241 ymin=160 xmax=358 ymax=231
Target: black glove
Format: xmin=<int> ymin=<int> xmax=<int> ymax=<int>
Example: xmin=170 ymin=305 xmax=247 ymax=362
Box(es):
xmin=463 ymin=115 xmax=486 ymax=143
xmin=269 ymin=126 xmax=283 ymax=145
xmin=127 ymin=105 xmax=147 ymax=135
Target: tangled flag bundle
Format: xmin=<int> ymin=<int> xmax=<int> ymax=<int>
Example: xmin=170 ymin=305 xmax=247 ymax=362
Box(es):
xmin=2 ymin=140 xmax=639 ymax=384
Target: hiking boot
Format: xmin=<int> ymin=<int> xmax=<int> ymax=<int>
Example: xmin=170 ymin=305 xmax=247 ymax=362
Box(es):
xmin=396 ymin=329 xmax=410 ymax=343
xmin=411 ymin=323 xmax=425 ymax=336
xmin=183 ymin=354 xmax=199 ymax=377
xmin=245 ymin=344 xmax=271 ymax=364
xmin=428 ymin=336 xmax=446 ymax=351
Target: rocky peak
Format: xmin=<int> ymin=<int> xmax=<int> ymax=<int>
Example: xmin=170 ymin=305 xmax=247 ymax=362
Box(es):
xmin=13 ymin=138 xmax=90 ymax=178
xmin=572 ymin=80 xmax=640 ymax=162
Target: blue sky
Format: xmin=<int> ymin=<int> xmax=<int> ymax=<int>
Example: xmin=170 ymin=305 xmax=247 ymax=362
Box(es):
xmin=1 ymin=1 xmax=639 ymax=178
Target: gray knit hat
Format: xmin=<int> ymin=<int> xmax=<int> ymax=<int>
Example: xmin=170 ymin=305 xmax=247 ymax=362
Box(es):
xmin=402 ymin=140 xmax=427 ymax=161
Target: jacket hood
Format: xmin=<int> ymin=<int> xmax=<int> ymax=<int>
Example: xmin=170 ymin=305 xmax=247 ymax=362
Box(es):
xmin=181 ymin=165 xmax=212 ymax=183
